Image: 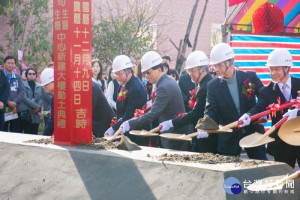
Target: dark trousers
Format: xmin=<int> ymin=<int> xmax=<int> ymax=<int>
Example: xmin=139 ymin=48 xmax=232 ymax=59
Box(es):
xmin=245 ymin=145 xmax=268 ymax=161
xmin=0 ymin=112 xmax=4 ymax=131
xmin=4 ymin=115 xmax=22 ymax=133
xmin=23 ymin=122 xmax=39 ymax=135
xmin=274 ymin=148 xmax=300 ymax=168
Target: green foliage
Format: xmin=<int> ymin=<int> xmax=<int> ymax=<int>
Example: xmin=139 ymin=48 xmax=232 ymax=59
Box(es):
xmin=0 ymin=0 xmax=21 ymax=16
xmin=92 ymin=11 xmax=156 ymax=64
xmin=4 ymin=0 xmax=52 ymax=69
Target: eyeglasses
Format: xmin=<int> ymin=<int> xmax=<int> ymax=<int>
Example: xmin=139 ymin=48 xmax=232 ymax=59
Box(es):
xmin=28 ymin=73 xmax=36 ymax=75
xmin=213 ymin=62 xmax=226 ymax=69
xmin=186 ymin=68 xmax=198 ymax=74
xmin=113 ymin=70 xmax=125 ymax=77
xmin=143 ymin=69 xmax=152 ymax=75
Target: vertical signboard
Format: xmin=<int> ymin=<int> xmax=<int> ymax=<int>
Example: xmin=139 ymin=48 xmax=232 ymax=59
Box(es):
xmin=53 ymin=0 xmax=92 ymax=145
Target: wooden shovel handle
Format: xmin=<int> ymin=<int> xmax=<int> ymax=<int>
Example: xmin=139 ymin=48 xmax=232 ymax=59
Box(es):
xmin=262 ymin=116 xmax=288 ymax=138
xmin=279 ymin=170 xmax=300 ymax=184
xmin=222 ymin=121 xmax=239 ymax=130
xmin=149 ymin=126 xmax=160 ymax=133
xmin=110 ymin=128 xmax=122 ymax=140
xmin=185 ymin=132 xmax=198 ymax=139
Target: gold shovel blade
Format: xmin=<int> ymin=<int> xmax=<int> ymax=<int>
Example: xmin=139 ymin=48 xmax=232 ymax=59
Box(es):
xmin=278 ymin=117 xmax=300 ymax=146
xmin=129 ymin=130 xmax=159 ymax=137
xmin=247 ymin=175 xmax=287 ymax=191
xmin=103 ymin=135 xmax=121 ymax=141
xmin=239 ymin=132 xmax=275 ymax=148
xmin=160 ymin=133 xmax=192 ymax=141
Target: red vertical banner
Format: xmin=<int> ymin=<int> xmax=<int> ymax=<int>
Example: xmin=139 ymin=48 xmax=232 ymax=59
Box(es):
xmin=53 ymin=0 xmax=92 ymax=145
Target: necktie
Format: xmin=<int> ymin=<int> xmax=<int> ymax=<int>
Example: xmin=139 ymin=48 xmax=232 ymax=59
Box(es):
xmin=282 ymin=84 xmax=290 ymax=101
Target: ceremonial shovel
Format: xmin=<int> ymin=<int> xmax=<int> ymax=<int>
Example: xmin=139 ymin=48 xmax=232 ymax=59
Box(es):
xmin=278 ymin=116 xmax=300 ymax=146
xmin=104 ymin=128 xmax=122 ymax=141
xmin=247 ymin=171 xmax=300 ymax=191
xmin=239 ymin=116 xmax=288 ymax=148
xmin=129 ymin=126 xmax=160 ymax=137
xmin=159 ymin=111 xmax=272 ymax=141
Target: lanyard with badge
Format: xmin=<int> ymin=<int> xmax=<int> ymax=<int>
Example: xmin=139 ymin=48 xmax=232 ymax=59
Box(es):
xmin=4 ymin=70 xmax=18 ymax=91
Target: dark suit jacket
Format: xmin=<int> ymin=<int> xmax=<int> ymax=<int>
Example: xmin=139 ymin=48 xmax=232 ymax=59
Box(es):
xmin=112 ymin=75 xmax=147 ymax=131
xmin=43 ymin=96 xmax=54 ymax=136
xmin=173 ymin=74 xmax=212 ymax=128
xmin=205 ymin=70 xmax=265 ymax=155
xmin=129 ymin=74 xmax=188 ymax=133
xmin=0 ymin=69 xmax=10 ymax=112
xmin=248 ymin=77 xmax=300 ymax=157
xmin=173 ymin=74 xmax=218 ymax=153
xmin=92 ymin=82 xmax=115 ymax=137
xmin=179 ymin=73 xmax=196 ymax=112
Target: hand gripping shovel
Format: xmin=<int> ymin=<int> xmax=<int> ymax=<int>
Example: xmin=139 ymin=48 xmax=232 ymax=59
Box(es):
xmin=247 ymin=170 xmax=300 ymax=191
xmin=207 ymin=100 xmax=298 ymax=133
xmin=104 ymin=128 xmax=123 ymax=141
xmin=160 ymin=111 xmax=273 ymax=141
xmin=239 ymin=116 xmax=288 ymax=148
xmin=195 ymin=109 xmax=271 ymax=133
xmin=129 ymin=126 xmax=160 ymax=137
xmin=278 ymin=116 xmax=300 ymax=146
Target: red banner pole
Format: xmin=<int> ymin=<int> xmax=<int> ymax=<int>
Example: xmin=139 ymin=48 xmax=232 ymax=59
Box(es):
xmin=53 ymin=0 xmax=92 ymax=145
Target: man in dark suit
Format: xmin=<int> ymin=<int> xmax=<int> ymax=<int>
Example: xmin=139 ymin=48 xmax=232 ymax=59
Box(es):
xmin=202 ymin=43 xmax=267 ymax=160
xmin=0 ymin=68 xmax=10 ymax=131
xmin=104 ymin=55 xmax=147 ymax=136
xmin=239 ymin=49 xmax=300 ymax=168
xmin=120 ymin=51 xmax=189 ymax=149
xmin=92 ymin=81 xmax=115 ymax=137
xmin=159 ymin=50 xmax=217 ymax=153
xmin=3 ymin=56 xmax=24 ymax=133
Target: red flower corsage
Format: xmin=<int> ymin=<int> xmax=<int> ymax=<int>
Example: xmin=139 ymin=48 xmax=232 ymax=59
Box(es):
xmin=188 ymin=88 xmax=198 ymax=109
xmin=242 ymin=78 xmax=255 ymax=100
xmin=118 ymin=86 xmax=128 ymax=101
xmin=150 ymin=90 xmax=156 ymax=102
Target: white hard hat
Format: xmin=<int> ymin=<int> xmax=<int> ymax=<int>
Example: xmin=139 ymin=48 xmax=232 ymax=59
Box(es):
xmin=141 ymin=51 xmax=163 ymax=72
xmin=112 ymin=55 xmax=133 ymax=73
xmin=40 ymin=68 xmax=54 ymax=86
xmin=186 ymin=50 xmax=209 ymax=70
xmin=210 ymin=43 xmax=235 ymax=65
xmin=266 ymin=49 xmax=293 ymax=67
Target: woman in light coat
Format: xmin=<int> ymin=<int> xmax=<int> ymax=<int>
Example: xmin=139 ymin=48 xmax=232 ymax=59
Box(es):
xmin=20 ymin=68 xmax=43 ymax=134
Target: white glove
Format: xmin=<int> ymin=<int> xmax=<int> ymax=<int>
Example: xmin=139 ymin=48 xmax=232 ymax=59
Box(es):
xmin=238 ymin=113 xmax=251 ymax=128
xmin=257 ymin=116 xmax=268 ymax=125
xmin=120 ymin=121 xmax=130 ymax=134
xmin=283 ymin=109 xmax=298 ymax=121
xmin=104 ymin=127 xmax=115 ymax=136
xmin=145 ymin=100 xmax=153 ymax=109
xmin=197 ymin=131 xmax=209 ymax=139
xmin=159 ymin=120 xmax=173 ymax=132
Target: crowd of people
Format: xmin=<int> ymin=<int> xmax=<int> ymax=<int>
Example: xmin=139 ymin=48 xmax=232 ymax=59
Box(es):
xmin=1 ymin=43 xmax=300 ymax=168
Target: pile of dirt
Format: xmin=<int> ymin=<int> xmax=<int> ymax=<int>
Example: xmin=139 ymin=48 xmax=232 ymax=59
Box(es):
xmin=81 ymin=137 xmax=120 ymax=150
xmin=82 ymin=135 xmax=141 ymax=151
xmin=25 ymin=135 xmax=141 ymax=151
xmin=153 ymin=153 xmax=241 ymax=164
xmin=152 ymin=153 xmax=268 ymax=167
xmin=25 ymin=137 xmax=54 ymax=145
xmin=195 ymin=116 xmax=219 ymax=130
